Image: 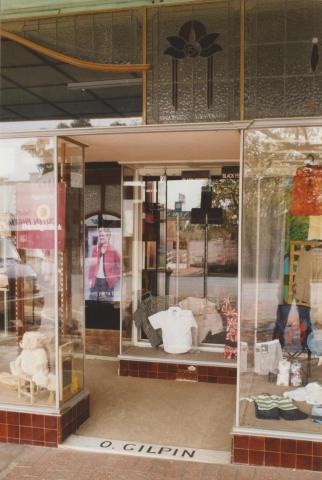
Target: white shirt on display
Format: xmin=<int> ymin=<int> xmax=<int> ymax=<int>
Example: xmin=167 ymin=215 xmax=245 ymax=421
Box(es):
xmin=149 ymin=306 xmax=197 ymax=354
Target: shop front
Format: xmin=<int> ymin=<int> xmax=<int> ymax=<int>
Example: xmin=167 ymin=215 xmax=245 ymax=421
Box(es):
xmin=0 ymin=0 xmax=321 ymax=472
xmin=0 ymin=125 xmax=241 ymax=455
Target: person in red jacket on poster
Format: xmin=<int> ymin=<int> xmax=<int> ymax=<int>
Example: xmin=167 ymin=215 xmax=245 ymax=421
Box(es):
xmin=89 ymin=228 xmax=120 ymax=300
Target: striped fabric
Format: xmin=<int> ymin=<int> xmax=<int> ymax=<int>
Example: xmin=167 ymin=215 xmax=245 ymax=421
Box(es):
xmin=242 ymin=394 xmax=297 ymax=411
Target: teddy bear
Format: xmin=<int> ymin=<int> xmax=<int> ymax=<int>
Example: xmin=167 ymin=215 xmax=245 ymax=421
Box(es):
xmin=10 ymin=331 xmax=55 ymax=391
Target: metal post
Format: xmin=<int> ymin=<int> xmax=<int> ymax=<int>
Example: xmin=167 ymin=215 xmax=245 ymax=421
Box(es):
xmin=175 ymin=213 xmax=179 ymax=303
xmin=254 ymin=178 xmax=261 ymax=348
xmin=204 ymin=212 xmax=208 ymax=298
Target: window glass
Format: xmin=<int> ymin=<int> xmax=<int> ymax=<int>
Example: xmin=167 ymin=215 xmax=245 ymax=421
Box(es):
xmin=121 ymin=166 xmax=238 ymax=361
xmin=239 ymin=126 xmax=322 ymax=434
xmin=0 ymin=137 xmax=57 ymax=407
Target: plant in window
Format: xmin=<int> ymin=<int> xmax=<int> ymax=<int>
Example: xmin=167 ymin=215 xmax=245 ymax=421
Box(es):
xmin=164 ymin=20 xmax=222 ymax=109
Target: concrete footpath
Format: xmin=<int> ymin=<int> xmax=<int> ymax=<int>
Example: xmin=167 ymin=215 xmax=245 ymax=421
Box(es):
xmin=0 ymin=443 xmax=321 ymax=480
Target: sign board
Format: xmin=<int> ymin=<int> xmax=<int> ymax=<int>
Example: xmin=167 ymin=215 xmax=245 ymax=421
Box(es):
xmin=16 ymin=181 xmax=65 ymax=250
xmin=61 ymin=434 xmax=231 ymax=465
xmin=222 ymin=166 xmax=239 ymax=179
xmin=182 ymin=170 xmax=210 ymax=179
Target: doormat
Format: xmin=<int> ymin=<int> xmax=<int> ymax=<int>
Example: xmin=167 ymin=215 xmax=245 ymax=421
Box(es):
xmin=60 ymin=434 xmax=231 ymax=465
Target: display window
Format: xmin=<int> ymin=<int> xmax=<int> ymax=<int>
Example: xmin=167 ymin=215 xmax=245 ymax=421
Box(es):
xmin=121 ymin=165 xmax=239 ymax=361
xmin=239 ymin=126 xmax=322 ymax=435
xmin=0 ymin=136 xmax=85 ymax=409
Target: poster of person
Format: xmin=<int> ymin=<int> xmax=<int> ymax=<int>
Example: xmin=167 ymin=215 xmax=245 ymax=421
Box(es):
xmin=85 ymin=227 xmax=121 ymax=302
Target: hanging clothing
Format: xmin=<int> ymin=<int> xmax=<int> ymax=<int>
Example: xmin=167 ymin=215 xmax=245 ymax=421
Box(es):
xmin=254 ymin=339 xmax=283 ymax=375
xmin=149 ymin=306 xmax=197 ymax=354
xmin=308 ymin=216 xmax=322 ymax=239
xmin=290 ymin=166 xmax=322 ymax=216
xmin=221 ymin=299 xmax=237 ymax=359
xmin=133 ymin=295 xmax=167 ymax=348
xmin=294 ymin=248 xmax=322 ymax=306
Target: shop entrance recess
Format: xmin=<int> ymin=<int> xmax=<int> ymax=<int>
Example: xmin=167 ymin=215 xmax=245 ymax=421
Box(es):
xmin=57 ymin=125 xmax=240 ymax=458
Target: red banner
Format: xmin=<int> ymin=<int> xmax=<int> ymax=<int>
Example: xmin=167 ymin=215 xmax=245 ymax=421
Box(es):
xmin=16 ymin=181 xmax=65 ymax=251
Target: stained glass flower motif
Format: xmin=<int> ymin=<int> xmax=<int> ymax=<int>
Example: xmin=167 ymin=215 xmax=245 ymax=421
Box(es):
xmin=164 ymin=20 xmax=222 ymax=109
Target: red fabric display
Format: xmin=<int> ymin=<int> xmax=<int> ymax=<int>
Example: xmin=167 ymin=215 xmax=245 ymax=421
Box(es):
xmin=290 ymin=167 xmax=322 ymax=216
xmin=221 ymin=297 xmax=238 ymax=360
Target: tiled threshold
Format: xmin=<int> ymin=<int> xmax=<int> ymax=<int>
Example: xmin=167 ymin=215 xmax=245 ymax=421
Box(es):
xmin=60 ymin=434 xmax=231 ymax=465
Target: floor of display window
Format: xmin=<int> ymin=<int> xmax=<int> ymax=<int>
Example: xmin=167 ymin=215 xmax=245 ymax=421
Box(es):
xmin=120 ymin=345 xmax=235 ymax=365
xmin=75 ymin=359 xmax=235 ymax=450
xmin=239 ymin=358 xmax=322 ymax=434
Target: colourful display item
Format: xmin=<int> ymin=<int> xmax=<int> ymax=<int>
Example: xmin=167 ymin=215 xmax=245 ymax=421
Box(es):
xmin=290 ymin=166 xmax=322 ymax=216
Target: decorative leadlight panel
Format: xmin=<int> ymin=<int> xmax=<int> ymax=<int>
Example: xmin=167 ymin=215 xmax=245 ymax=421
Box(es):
xmin=105 ymin=184 xmax=121 ymax=216
xmin=85 ymin=185 xmax=101 ymax=217
xmin=245 ymin=0 xmax=322 ymax=119
xmin=147 ymin=1 xmax=240 ymax=124
xmin=3 ymin=10 xmax=143 ymax=65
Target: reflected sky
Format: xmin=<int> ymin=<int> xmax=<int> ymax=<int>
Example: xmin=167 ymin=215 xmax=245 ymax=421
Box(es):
xmin=0 ymin=116 xmax=142 ymax=132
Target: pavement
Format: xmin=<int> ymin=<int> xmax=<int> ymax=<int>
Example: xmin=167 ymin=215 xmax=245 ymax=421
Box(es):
xmin=0 ymin=444 xmax=322 ymax=480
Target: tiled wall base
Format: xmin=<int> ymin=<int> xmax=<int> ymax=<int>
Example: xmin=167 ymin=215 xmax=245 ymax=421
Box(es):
xmin=119 ymin=360 xmax=236 ymax=384
xmin=232 ymin=434 xmax=322 ymax=471
xmin=0 ymin=394 xmax=89 ymax=447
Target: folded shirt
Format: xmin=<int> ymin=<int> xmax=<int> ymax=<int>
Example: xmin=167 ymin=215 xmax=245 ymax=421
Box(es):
xmin=284 ymin=382 xmax=322 ymax=405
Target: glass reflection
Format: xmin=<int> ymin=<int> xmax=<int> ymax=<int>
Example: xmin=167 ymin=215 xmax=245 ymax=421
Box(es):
xmin=122 ymin=167 xmax=238 ymax=360
xmin=0 ymin=137 xmax=57 ymax=407
xmin=57 ymin=138 xmax=85 ymax=404
xmin=239 ymin=126 xmax=322 ymax=435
